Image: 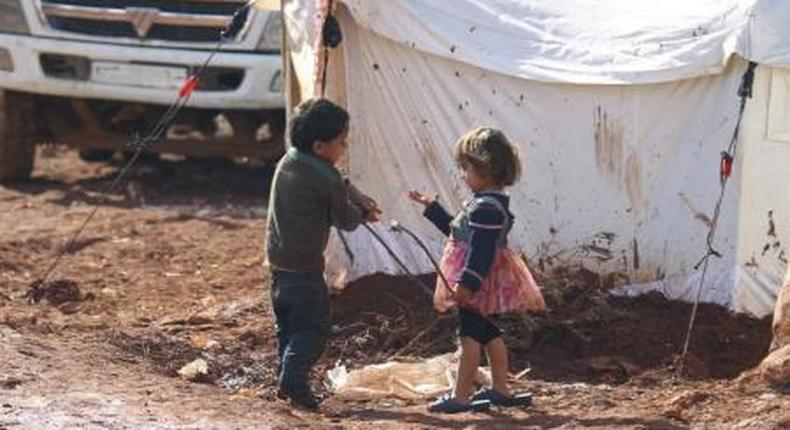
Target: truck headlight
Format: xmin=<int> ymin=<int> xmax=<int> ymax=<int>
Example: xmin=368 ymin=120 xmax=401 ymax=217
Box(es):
xmin=0 ymin=0 xmax=29 ymax=34
xmin=256 ymin=11 xmax=282 ymax=52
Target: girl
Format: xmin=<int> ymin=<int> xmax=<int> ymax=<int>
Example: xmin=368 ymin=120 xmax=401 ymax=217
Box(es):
xmin=408 ymin=126 xmax=546 ymax=414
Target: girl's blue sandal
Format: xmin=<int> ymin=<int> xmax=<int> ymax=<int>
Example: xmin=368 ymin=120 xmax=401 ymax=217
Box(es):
xmin=472 ymin=389 xmax=533 ymax=407
xmin=428 ymin=394 xmax=491 ymax=414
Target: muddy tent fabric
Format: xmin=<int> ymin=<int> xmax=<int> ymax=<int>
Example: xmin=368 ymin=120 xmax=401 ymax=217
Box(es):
xmin=283 ymin=0 xmax=790 ymax=317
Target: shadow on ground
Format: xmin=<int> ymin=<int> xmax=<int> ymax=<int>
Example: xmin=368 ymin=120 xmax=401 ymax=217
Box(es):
xmin=6 ymin=150 xmax=274 ymax=214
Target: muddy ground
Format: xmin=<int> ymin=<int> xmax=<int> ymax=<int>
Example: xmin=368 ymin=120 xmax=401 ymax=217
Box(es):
xmin=0 ymin=147 xmax=788 ymax=429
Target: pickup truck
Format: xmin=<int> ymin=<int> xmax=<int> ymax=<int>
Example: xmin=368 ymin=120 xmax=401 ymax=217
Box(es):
xmin=0 ymin=0 xmax=285 ymax=180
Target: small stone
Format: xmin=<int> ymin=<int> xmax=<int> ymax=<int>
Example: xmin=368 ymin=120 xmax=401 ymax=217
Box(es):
xmin=177 ymin=358 xmax=208 ymax=381
xmin=100 ymin=288 xmax=118 ymax=299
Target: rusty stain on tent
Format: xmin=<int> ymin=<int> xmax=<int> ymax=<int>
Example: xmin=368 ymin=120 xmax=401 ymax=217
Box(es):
xmin=594 ymin=106 xmax=624 ymax=177
xmin=679 ymin=192 xmax=713 ymax=227
xmin=593 ymin=106 xmax=645 ymax=211
xmin=624 ymin=152 xmax=644 ymax=212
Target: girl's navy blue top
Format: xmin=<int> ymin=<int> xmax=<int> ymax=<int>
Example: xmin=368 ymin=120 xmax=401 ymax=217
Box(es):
xmin=423 ymin=192 xmax=512 ymax=292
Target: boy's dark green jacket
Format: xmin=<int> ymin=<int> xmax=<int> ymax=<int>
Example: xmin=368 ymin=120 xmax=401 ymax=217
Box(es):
xmin=265 ymin=147 xmax=363 ymax=275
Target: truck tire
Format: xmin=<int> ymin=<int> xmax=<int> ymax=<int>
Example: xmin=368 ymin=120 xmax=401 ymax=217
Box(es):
xmin=0 ymin=91 xmax=36 ymax=182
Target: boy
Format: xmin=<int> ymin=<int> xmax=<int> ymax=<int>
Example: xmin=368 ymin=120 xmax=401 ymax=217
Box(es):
xmin=265 ymin=98 xmax=380 ymax=409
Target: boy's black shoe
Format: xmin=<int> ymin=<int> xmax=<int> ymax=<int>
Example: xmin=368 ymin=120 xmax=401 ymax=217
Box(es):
xmin=277 ymin=387 xmax=319 ymax=411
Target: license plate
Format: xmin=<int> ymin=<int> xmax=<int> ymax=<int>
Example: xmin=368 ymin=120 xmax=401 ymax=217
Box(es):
xmin=91 ymin=61 xmax=188 ymax=89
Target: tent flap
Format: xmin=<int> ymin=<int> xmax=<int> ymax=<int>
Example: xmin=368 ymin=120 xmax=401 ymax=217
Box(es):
xmin=336 ymin=0 xmax=788 ymax=84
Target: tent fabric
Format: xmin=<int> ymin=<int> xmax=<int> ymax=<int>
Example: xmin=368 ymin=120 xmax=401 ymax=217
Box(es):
xmin=336 ymin=0 xmax=789 ymax=85
xmin=283 ymin=0 xmax=788 ymax=317
xmin=741 ymin=0 xmax=790 ymax=67
xmin=613 ymin=265 xmax=779 ymax=317
xmin=322 ymin=6 xmax=764 ymax=310
xmin=285 ymin=0 xmax=790 ymax=89
xmin=339 ymin=0 xmax=747 ymax=84
xmin=767 ymin=68 xmax=790 ymax=142
xmin=324 ymin=223 xmax=442 ymax=291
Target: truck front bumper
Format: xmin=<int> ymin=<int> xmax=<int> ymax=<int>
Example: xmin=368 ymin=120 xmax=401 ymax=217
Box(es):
xmin=0 ymin=33 xmax=283 ymax=110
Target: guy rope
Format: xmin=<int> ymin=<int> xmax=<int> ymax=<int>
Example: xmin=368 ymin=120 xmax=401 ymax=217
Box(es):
xmin=677 ymin=61 xmax=757 ymax=377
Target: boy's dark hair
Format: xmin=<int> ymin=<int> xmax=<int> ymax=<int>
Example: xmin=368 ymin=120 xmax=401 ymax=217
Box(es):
xmin=455 ymin=126 xmax=522 ymax=186
xmin=289 ymin=98 xmax=350 ymax=152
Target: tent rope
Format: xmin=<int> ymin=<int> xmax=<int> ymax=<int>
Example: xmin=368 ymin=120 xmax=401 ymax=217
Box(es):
xmin=369 ymin=220 xmax=495 ymax=323
xmin=389 ymin=220 xmax=453 ymax=294
xmin=361 ymin=223 xmax=434 ymax=299
xmin=677 ymin=61 xmax=757 ymax=377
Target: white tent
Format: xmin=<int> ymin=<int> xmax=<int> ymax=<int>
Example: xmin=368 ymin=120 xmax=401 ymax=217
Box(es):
xmin=282 ymin=0 xmax=790 ymax=317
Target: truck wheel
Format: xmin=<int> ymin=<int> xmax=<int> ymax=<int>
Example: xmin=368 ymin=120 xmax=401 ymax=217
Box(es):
xmin=0 ymin=91 xmax=36 ymax=182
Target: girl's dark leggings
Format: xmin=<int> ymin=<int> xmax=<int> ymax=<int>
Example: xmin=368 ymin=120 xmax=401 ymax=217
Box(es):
xmin=458 ymin=308 xmax=502 ymax=344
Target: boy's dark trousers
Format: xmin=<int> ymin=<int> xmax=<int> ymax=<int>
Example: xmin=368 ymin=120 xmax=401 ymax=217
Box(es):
xmin=270 ymin=271 xmax=330 ymax=402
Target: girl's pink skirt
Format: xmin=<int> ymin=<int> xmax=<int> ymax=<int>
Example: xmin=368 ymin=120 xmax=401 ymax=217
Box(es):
xmin=435 ymin=240 xmax=546 ymax=316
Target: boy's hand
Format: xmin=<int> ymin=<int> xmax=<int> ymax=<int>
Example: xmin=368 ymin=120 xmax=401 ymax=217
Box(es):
xmin=361 ymin=197 xmax=382 ymax=222
xmin=355 ymin=193 xmax=381 ymax=222
xmin=452 ymin=283 xmax=475 ymax=305
xmin=407 ymin=190 xmax=436 ymax=207
xmin=347 ymin=182 xmax=382 ymax=222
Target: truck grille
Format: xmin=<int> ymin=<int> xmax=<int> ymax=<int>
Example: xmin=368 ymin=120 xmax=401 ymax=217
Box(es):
xmin=40 ymin=0 xmax=250 ymax=43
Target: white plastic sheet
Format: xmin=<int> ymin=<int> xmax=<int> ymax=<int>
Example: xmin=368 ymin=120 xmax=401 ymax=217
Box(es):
xmin=327 ymin=353 xmax=492 ymax=401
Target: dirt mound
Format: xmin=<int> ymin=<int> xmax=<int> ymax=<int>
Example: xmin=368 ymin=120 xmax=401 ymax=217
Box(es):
xmin=328 ymin=271 xmax=772 ymax=385
xmin=327 ymin=274 xmax=456 ymax=365
xmin=520 ymin=291 xmax=771 ymax=383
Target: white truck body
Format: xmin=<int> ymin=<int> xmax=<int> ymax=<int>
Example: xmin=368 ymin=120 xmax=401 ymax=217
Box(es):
xmin=0 ymin=1 xmax=283 ymax=109
xmin=0 ymin=0 xmax=286 ymax=179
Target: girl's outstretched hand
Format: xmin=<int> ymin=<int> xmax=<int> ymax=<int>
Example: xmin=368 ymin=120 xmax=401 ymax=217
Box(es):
xmin=407 ymin=190 xmax=435 ymax=207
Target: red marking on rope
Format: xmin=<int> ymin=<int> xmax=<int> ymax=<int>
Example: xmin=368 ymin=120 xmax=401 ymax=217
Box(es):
xmin=179 ymin=76 xmax=199 ymax=98
xmin=720 ymin=152 xmax=733 ymax=180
